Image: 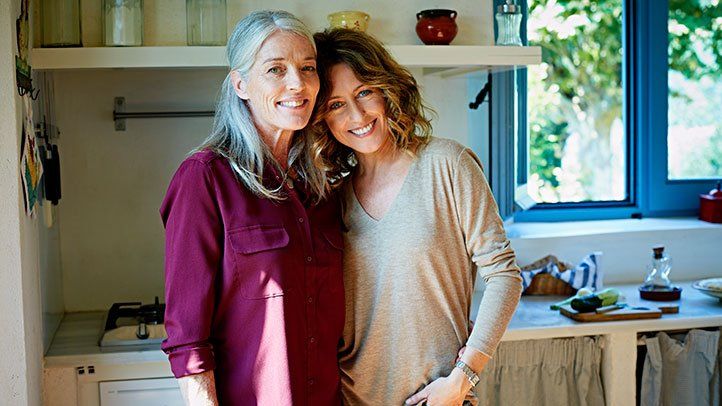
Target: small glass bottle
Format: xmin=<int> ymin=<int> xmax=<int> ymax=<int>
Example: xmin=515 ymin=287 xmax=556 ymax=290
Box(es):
xmin=496 ymin=0 xmax=523 ymax=46
xmin=186 ymin=0 xmax=227 ymax=46
xmin=643 ymin=246 xmax=673 ymax=290
xmin=41 ymin=0 xmax=82 ymax=47
xmin=103 ymin=0 xmax=144 ymax=47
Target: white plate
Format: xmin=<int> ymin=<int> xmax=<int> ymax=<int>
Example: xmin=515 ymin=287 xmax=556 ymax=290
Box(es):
xmin=692 ymin=280 xmax=722 ymax=300
xmin=696 ymin=277 xmax=722 ymax=291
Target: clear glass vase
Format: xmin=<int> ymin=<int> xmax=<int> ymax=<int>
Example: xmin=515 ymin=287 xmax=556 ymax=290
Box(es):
xmin=186 ymin=0 xmax=227 ymax=46
xmin=103 ymin=0 xmax=143 ymax=47
xmin=41 ymin=0 xmax=82 ymax=47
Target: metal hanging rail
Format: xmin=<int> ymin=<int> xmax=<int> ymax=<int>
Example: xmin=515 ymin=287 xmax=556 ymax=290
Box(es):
xmin=113 ymin=97 xmax=215 ymax=131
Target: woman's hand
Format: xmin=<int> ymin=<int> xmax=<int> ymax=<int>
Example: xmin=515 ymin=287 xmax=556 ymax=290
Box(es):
xmin=178 ymin=371 xmax=219 ymax=406
xmin=456 ymin=346 xmax=466 ymax=362
xmin=407 ymin=346 xmax=489 ymax=405
xmin=404 ymin=368 xmax=471 ymax=406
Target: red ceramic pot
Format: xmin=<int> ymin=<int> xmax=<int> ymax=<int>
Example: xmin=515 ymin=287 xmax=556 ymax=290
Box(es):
xmin=416 ymin=9 xmax=458 ymax=45
xmin=700 ymin=182 xmax=722 ymax=223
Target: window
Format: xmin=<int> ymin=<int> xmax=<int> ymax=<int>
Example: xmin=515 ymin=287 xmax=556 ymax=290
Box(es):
xmin=527 ymin=0 xmax=626 ymax=204
xmin=507 ymin=0 xmax=720 ymax=222
xmin=667 ymin=0 xmax=722 ymax=180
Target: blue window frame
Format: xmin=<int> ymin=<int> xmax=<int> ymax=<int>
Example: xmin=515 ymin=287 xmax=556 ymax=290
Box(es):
xmin=509 ymin=0 xmax=719 ymax=222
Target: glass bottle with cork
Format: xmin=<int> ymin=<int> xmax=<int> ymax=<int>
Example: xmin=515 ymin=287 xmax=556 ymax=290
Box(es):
xmin=639 ymin=245 xmax=682 ymax=301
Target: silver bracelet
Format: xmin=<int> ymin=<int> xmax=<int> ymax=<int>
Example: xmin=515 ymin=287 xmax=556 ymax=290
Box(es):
xmin=454 ymin=360 xmax=480 ymax=387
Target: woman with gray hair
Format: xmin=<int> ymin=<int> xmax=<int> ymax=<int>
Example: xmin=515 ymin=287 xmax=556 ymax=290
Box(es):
xmin=160 ymin=11 xmax=344 ymax=405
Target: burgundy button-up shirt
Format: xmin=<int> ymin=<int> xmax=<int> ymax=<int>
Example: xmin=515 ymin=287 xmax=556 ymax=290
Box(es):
xmin=160 ymin=150 xmax=344 ymax=405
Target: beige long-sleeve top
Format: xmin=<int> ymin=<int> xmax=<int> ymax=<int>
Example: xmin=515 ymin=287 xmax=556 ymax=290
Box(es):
xmin=339 ymin=137 xmax=522 ymax=406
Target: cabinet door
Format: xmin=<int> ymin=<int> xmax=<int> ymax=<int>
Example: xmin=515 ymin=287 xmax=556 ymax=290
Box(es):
xmin=99 ymin=378 xmax=183 ymax=406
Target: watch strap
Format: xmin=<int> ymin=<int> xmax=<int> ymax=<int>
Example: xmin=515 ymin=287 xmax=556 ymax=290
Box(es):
xmin=455 ymin=360 xmax=480 ymax=387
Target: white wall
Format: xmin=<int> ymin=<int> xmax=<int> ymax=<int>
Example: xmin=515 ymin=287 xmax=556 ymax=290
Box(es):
xmin=32 ymin=73 xmax=66 ymax=353
xmin=54 ymin=69 xmax=222 ymax=310
xmin=507 ymin=219 xmax=722 ymax=287
xmin=38 ymin=194 xmax=63 ymax=352
xmin=415 ymin=71 xmax=472 ymax=146
xmin=1 ymin=0 xmax=44 ymax=404
xmin=18 ymin=215 xmax=45 ymax=406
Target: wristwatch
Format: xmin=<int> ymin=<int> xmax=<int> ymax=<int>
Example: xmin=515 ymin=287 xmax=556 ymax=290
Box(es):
xmin=455 ymin=360 xmax=480 ymax=387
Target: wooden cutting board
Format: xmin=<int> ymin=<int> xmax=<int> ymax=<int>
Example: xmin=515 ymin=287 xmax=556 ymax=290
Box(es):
xmin=560 ymin=304 xmax=663 ymax=322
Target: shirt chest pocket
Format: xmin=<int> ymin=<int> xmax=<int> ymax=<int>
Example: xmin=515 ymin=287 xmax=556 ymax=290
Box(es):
xmin=228 ymin=225 xmax=292 ymax=299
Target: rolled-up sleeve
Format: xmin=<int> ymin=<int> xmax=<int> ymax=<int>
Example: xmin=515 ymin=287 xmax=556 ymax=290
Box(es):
xmin=160 ymin=159 xmax=222 ymax=377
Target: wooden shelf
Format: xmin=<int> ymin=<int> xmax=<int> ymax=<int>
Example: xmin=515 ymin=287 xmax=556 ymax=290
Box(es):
xmin=389 ymin=45 xmax=541 ymax=71
xmin=30 ymin=46 xmax=227 ymax=70
xmin=29 ymin=45 xmax=541 ymax=75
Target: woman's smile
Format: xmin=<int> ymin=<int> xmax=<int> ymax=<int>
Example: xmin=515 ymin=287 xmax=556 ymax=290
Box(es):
xmin=349 ymin=119 xmax=377 ymax=137
xmin=277 ymin=98 xmax=309 ymax=109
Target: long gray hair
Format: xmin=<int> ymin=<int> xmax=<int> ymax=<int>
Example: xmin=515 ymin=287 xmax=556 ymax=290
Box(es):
xmin=195 ymin=10 xmax=328 ymax=202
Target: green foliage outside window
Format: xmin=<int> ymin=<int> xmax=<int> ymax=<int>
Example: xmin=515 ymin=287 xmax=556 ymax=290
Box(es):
xmin=528 ymin=0 xmax=722 ymax=203
xmin=667 ymin=0 xmax=722 ymax=180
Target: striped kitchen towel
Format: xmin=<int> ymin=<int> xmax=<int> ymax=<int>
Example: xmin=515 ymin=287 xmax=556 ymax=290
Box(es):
xmin=520 ymin=252 xmax=603 ymax=291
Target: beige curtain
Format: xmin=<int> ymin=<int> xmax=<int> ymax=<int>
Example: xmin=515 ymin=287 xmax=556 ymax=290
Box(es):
xmin=640 ymin=329 xmax=720 ymax=406
xmin=474 ymin=336 xmax=605 ymax=406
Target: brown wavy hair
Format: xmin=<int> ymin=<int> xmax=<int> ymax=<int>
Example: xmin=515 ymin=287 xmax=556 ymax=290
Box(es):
xmin=309 ymin=28 xmax=433 ymax=185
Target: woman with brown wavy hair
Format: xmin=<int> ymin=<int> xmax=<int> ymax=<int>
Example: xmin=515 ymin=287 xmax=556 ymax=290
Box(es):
xmin=310 ymin=29 xmax=523 ymax=406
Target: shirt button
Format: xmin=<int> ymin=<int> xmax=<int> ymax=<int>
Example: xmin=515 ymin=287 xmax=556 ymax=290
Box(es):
xmin=298 ymin=218 xmax=304 ymax=223
xmin=309 ymin=336 xmax=315 ymax=343
xmin=306 ymin=256 xmax=312 ymax=262
xmin=308 ymin=379 xmax=314 ymax=386
xmin=307 ymin=296 xmax=313 ymax=304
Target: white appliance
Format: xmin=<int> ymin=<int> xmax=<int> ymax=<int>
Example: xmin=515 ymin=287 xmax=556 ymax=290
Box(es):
xmin=71 ymin=298 xmax=178 ymax=406
xmin=99 ymin=378 xmax=183 ymax=406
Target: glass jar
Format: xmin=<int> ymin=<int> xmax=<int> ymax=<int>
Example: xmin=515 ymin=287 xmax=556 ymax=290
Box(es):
xmin=103 ymin=0 xmax=143 ymax=46
xmin=41 ymin=0 xmax=82 ymax=47
xmin=643 ymin=246 xmax=673 ymax=290
xmin=496 ymin=0 xmax=523 ymax=46
xmin=186 ymin=0 xmax=227 ymax=46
